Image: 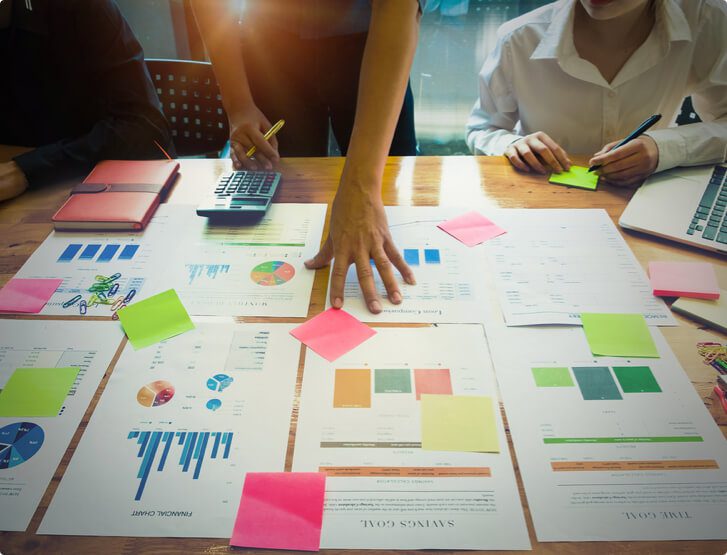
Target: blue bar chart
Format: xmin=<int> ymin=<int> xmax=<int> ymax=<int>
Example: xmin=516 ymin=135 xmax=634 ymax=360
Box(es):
xmin=127 ymin=430 xmax=233 ymax=500
xmin=57 ymin=243 xmax=140 ymax=263
xmin=402 ymin=248 xmax=441 ymax=266
xmin=186 ymin=264 xmax=230 ymax=285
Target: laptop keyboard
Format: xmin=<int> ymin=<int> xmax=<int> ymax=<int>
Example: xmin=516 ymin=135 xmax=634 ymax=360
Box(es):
xmin=688 ymin=166 xmax=726 ymax=244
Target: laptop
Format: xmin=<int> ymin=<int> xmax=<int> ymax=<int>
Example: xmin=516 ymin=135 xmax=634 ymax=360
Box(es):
xmin=619 ymin=164 xmax=727 ymax=255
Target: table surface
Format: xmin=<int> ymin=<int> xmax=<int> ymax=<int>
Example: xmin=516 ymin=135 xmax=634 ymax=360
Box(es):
xmin=0 ymin=154 xmax=726 ymax=555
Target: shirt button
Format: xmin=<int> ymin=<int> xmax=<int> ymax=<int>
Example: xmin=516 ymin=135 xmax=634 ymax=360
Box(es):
xmin=608 ymin=90 xmax=616 ymax=98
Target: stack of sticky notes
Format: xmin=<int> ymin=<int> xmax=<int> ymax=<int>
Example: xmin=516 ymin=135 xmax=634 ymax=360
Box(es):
xmin=648 ymin=261 xmax=720 ymax=299
xmin=548 ymin=166 xmax=599 ymax=190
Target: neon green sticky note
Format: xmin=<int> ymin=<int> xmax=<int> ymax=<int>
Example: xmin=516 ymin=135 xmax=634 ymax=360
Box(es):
xmin=117 ymin=289 xmax=194 ymax=350
xmin=581 ymin=313 xmax=659 ymax=358
xmin=549 ymin=165 xmax=599 ymax=190
xmin=0 ymin=367 xmax=79 ymax=417
xmin=420 ymin=394 xmax=500 ymax=452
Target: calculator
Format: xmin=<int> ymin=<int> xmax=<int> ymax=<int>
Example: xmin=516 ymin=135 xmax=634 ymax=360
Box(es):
xmin=196 ymin=170 xmax=281 ymax=219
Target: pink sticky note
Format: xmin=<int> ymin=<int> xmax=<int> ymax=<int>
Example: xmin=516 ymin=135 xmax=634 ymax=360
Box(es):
xmin=0 ymin=278 xmax=63 ymax=313
xmin=437 ymin=211 xmax=506 ymax=246
xmin=291 ymin=308 xmax=376 ymax=362
xmin=230 ymin=472 xmax=326 ymax=551
xmin=648 ymin=261 xmax=720 ymax=300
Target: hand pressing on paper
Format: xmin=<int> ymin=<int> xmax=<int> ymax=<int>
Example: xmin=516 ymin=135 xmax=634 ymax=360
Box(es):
xmin=589 ymin=135 xmax=659 ymax=187
xmin=0 ymin=161 xmax=29 ymax=202
xmin=227 ymin=104 xmax=280 ymax=172
xmin=504 ymin=131 xmax=572 ymax=174
xmin=305 ymin=173 xmax=416 ymax=314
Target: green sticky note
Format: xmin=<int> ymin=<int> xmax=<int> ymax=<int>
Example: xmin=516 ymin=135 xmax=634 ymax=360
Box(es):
xmin=581 ymin=313 xmax=659 ymax=358
xmin=549 ymin=165 xmax=599 ymax=190
xmin=532 ymin=367 xmax=574 ymax=387
xmin=117 ymin=289 xmax=194 ymax=350
xmin=0 ymin=367 xmax=80 ymax=417
xmin=421 ymin=394 xmax=500 ymax=452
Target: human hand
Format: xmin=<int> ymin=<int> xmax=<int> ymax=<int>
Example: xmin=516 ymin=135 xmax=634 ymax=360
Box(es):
xmin=227 ymin=104 xmax=280 ymax=171
xmin=0 ymin=162 xmax=29 ymax=202
xmin=589 ymin=135 xmax=659 ymax=187
xmin=304 ymin=175 xmax=416 ymax=314
xmin=504 ymin=131 xmax=572 ymax=174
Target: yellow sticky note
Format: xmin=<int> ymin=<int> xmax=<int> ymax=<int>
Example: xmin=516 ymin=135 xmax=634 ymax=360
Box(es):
xmin=549 ymin=165 xmax=599 ymax=190
xmin=0 ymin=367 xmax=79 ymax=417
xmin=420 ymin=395 xmax=500 ymax=452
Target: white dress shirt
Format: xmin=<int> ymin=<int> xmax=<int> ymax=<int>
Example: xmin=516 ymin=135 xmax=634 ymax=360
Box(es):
xmin=465 ymin=0 xmax=727 ymax=172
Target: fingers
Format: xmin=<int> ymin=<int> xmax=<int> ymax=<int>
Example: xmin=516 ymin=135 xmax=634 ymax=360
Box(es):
xmin=371 ymin=248 xmax=402 ymax=305
xmin=230 ymin=140 xmax=259 ymax=171
xmin=539 ymin=134 xmax=571 ymax=172
xmin=304 ymin=237 xmax=333 ymax=270
xmin=328 ymin=254 xmax=349 ymax=309
xmin=514 ymin=140 xmax=546 ymax=174
xmin=505 ymin=132 xmax=570 ymax=174
xmin=504 ymin=143 xmax=531 ymax=173
xmin=592 ymin=140 xmax=620 ymax=158
xmin=355 ymin=255 xmax=383 ymax=314
xmin=384 ymin=242 xmax=416 ymax=286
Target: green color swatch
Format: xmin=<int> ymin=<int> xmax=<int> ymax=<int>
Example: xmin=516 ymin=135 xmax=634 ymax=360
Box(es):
xmin=374 ymin=369 xmax=412 ymax=393
xmin=581 ymin=313 xmax=659 ymax=358
xmin=531 ymin=367 xmax=574 ymax=387
xmin=572 ymin=366 xmax=622 ymax=401
xmin=0 ymin=367 xmax=80 ymax=417
xmin=420 ymin=395 xmax=500 ymax=453
xmin=117 ymin=289 xmax=195 ymax=350
xmin=613 ymin=366 xmax=662 ymax=393
xmin=548 ymin=165 xmax=599 ymax=190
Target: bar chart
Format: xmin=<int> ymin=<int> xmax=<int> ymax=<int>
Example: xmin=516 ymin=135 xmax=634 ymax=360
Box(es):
xmin=58 ymin=243 xmax=140 ymax=263
xmin=127 ymin=430 xmax=233 ymax=501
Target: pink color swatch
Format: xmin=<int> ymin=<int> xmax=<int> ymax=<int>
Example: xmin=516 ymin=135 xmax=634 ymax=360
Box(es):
xmin=230 ymin=472 xmax=326 ymax=551
xmin=437 ymin=211 xmax=506 ymax=247
xmin=414 ymin=368 xmax=453 ymax=400
xmin=291 ymin=308 xmax=376 ymax=362
xmin=648 ymin=261 xmax=720 ymax=300
xmin=0 ymin=278 xmax=63 ymax=313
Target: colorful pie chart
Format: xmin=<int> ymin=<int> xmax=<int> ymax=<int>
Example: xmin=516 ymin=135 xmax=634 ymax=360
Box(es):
xmin=0 ymin=422 xmax=44 ymax=470
xmin=137 ymin=380 xmax=175 ymax=408
xmin=250 ymin=261 xmax=295 ymax=286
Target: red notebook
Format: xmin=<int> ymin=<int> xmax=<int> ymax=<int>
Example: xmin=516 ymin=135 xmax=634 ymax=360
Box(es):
xmin=52 ymin=160 xmax=180 ymax=230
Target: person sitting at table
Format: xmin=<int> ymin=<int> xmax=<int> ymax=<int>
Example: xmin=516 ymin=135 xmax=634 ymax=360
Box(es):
xmin=0 ymin=0 xmax=174 ymax=202
xmin=465 ymin=0 xmax=727 ymax=187
xmin=193 ymin=0 xmax=429 ymax=314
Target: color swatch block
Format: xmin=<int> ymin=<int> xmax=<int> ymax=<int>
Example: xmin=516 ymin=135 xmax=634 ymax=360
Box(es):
xmin=403 ymin=249 xmax=420 ymax=266
xmin=531 ymin=367 xmax=574 ymax=387
xmin=572 ymin=367 xmax=622 ymax=401
xmin=0 ymin=367 xmax=79 ymax=417
xmin=414 ymin=368 xmax=453 ymax=400
xmin=612 ymin=366 xmax=662 ymax=393
xmin=420 ymin=395 xmax=500 ymax=452
xmin=230 ymin=472 xmax=326 ymax=551
xmin=334 ymin=369 xmax=371 ymax=408
xmin=374 ymin=368 xmax=412 ymax=393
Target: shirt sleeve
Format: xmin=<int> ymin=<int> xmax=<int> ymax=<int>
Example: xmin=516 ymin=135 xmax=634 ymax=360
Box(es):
xmin=465 ymin=34 xmax=523 ymax=155
xmin=13 ymin=0 xmax=173 ymax=188
xmin=645 ymin=1 xmax=727 ymax=172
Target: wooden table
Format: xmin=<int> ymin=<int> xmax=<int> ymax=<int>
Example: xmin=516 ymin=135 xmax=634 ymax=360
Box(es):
xmin=1 ymin=155 xmax=726 ymax=554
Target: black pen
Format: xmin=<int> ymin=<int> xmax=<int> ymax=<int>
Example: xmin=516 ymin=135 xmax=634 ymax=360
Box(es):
xmin=588 ymin=114 xmax=662 ymax=172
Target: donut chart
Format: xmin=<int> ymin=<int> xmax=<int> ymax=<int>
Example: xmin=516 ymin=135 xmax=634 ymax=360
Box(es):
xmin=0 ymin=422 xmax=44 ymax=470
xmin=250 ymin=261 xmax=295 ymax=286
xmin=137 ymin=380 xmax=175 ymax=408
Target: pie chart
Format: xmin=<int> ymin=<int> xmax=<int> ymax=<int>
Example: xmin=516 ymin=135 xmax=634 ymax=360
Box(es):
xmin=137 ymin=380 xmax=175 ymax=408
xmin=250 ymin=261 xmax=295 ymax=286
xmin=207 ymin=374 xmax=233 ymax=393
xmin=0 ymin=422 xmax=44 ymax=470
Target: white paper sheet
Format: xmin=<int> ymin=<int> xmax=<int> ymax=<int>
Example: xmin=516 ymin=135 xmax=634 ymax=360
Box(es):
xmin=39 ymin=323 xmax=300 ymax=537
xmin=169 ymin=203 xmax=326 ymax=317
xmin=483 ymin=209 xmax=675 ymax=326
xmin=0 ymin=320 xmax=122 ymax=531
xmin=487 ymin=324 xmax=727 ymax=541
xmin=12 ymin=204 xmax=187 ymax=316
xmin=292 ymin=325 xmax=531 ymax=550
xmin=326 ymin=206 xmax=491 ymax=323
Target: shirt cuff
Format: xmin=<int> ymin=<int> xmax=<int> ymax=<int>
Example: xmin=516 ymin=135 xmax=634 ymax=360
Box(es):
xmin=645 ymin=129 xmax=688 ymax=173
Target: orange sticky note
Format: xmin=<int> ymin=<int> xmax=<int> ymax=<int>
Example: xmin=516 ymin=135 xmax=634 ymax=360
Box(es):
xmin=333 ymin=369 xmax=371 ymax=408
xmin=648 ymin=261 xmax=720 ymax=300
xmin=230 ymin=472 xmax=326 ymax=551
xmin=437 ymin=211 xmax=506 ymax=247
xmin=291 ymin=308 xmax=376 ymax=362
xmin=0 ymin=278 xmax=63 ymax=313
